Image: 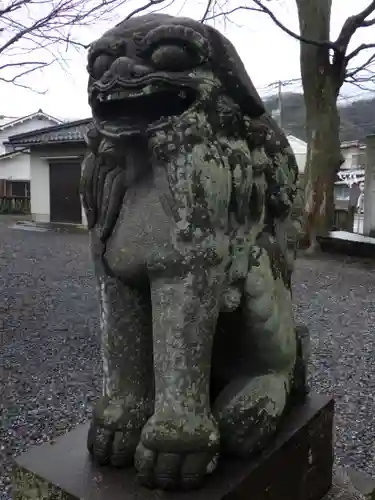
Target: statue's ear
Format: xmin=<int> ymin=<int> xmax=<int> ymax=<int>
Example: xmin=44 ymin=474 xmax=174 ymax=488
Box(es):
xmin=205 ymin=25 xmax=265 ymax=118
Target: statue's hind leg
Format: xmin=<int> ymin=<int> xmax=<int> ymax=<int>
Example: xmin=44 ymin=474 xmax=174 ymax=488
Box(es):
xmin=87 ymin=272 xmax=154 ymax=467
xmin=212 ymin=245 xmax=297 ymax=457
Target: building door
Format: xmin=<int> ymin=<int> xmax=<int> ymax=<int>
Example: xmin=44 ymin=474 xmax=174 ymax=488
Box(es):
xmin=49 ymin=162 xmax=82 ymax=223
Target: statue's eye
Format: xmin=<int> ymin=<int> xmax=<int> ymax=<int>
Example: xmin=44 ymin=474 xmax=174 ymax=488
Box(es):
xmin=149 ymin=44 xmax=201 ymax=71
xmin=90 ymin=54 xmax=116 ymax=79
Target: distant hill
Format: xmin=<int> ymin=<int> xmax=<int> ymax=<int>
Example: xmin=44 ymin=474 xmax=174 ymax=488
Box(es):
xmin=264 ymin=92 xmax=375 ymax=142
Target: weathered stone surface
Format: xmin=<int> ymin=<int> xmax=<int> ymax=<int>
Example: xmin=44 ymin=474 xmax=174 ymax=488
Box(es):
xmin=325 ymin=467 xmax=375 ymax=500
xmin=13 ymin=394 xmax=333 ymax=500
xmin=80 ymin=12 xmax=311 ymax=491
xmin=344 ymin=467 xmax=375 ymax=499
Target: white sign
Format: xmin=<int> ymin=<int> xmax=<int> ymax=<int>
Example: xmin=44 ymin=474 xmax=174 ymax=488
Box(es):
xmin=336 ymin=169 xmax=365 ymax=188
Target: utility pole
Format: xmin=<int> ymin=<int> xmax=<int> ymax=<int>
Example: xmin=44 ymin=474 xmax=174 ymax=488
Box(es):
xmin=271 ymin=80 xmax=284 ymax=129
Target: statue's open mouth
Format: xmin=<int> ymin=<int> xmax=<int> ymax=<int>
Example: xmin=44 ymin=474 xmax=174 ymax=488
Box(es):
xmin=92 ymin=80 xmax=198 ymax=136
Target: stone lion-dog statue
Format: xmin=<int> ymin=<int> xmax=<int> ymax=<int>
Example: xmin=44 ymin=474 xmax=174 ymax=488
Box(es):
xmin=81 ymin=12 xmax=306 ymax=492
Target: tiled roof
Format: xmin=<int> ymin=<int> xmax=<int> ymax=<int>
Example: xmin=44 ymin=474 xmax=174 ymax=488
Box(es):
xmin=7 ymin=118 xmax=92 ymax=146
xmin=0 ymin=148 xmax=28 ymax=161
xmin=0 ymin=109 xmax=62 ymax=131
xmin=341 ymin=140 xmax=365 ymax=149
xmin=0 ymin=115 xmax=19 ymax=127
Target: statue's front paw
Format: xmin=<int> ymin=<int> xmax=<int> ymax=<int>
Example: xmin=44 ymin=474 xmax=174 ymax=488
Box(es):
xmin=135 ymin=412 xmax=220 ymax=490
xmin=87 ymin=397 xmax=151 ymax=467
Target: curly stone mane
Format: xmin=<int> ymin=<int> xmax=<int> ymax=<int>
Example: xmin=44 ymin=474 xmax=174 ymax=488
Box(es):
xmin=81 ymin=14 xmax=299 ymax=248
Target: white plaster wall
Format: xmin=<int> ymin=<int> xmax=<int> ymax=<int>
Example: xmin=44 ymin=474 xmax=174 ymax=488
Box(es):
xmin=81 ymin=161 xmax=87 ymax=227
xmin=341 ymin=146 xmax=366 ymax=170
xmin=0 ymin=153 xmax=30 ymax=180
xmin=293 ymin=153 xmax=307 ymax=174
xmin=287 ymin=135 xmax=307 ymax=174
xmin=341 ymin=148 xmax=356 ymax=170
xmin=30 ymin=152 xmax=50 ymax=222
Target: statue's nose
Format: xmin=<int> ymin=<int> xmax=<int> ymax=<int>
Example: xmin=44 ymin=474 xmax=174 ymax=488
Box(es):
xmin=111 ymin=57 xmax=150 ymax=79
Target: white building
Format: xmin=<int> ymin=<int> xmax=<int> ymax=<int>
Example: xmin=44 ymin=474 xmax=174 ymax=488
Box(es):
xmin=287 ymin=135 xmax=307 ymax=174
xmin=285 ymin=135 xmax=366 ymax=203
xmin=8 ymin=119 xmax=90 ymax=225
xmin=334 ymin=141 xmax=366 ymax=203
xmin=0 ymin=110 xmax=62 ymax=202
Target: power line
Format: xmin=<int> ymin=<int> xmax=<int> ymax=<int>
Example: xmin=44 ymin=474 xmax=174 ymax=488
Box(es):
xmin=258 ymin=77 xmax=375 ymax=102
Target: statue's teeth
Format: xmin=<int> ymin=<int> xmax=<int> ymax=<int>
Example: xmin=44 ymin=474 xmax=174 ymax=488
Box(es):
xmin=99 ymin=89 xmax=146 ymax=102
xmin=106 ymin=91 xmax=125 ymax=101
xmin=106 ymin=90 xmax=142 ymax=100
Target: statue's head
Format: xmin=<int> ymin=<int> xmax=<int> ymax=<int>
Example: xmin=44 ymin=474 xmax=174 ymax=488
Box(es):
xmin=86 ymin=13 xmax=266 ymax=139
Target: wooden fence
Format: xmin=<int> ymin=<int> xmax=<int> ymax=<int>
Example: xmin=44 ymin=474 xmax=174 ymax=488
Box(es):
xmin=0 ymin=196 xmax=31 ymax=214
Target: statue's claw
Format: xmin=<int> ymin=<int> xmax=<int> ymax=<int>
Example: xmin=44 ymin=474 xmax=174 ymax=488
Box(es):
xmin=88 ymin=422 xmax=142 ymax=467
xmin=87 ymin=424 xmax=115 ymax=465
xmin=135 ymin=443 xmax=218 ymax=490
xmin=87 ymin=398 xmax=151 ymax=468
xmin=134 ymin=412 xmax=220 ymax=490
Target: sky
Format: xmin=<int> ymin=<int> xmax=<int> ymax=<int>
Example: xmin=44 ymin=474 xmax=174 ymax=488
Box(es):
xmin=0 ymin=0 xmax=374 ymax=121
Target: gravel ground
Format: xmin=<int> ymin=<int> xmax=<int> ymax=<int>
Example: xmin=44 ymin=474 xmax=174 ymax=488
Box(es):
xmin=1 ymin=220 xmax=375 ymax=498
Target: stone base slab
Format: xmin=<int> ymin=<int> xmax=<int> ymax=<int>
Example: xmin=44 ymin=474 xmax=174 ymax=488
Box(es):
xmin=13 ymin=393 xmax=334 ymax=500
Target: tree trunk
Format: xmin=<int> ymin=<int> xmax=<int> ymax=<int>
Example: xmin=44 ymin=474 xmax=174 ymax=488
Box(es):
xmin=303 ymin=87 xmax=342 ymax=251
xmin=296 ymin=0 xmax=344 ymax=252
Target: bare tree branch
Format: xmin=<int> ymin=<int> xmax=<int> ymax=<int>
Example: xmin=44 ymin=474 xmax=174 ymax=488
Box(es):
xmin=343 ymin=78 xmax=375 ymax=93
xmin=346 ymin=43 xmax=375 ymax=62
xmin=0 ymin=63 xmax=50 ymax=83
xmin=362 ymin=17 xmax=375 ymax=26
xmin=0 ymin=58 xmax=53 ymax=92
xmin=126 ymin=0 xmax=168 ymax=19
xmin=0 ymin=60 xmax=50 ymax=70
xmin=204 ymin=4 xmax=264 ymax=22
xmin=0 ymin=0 xmax=30 ymax=17
xmin=204 ymin=0 xmax=375 ymax=69
xmin=0 ymin=77 xmax=47 ymax=92
xmin=0 ymin=0 xmax=139 ymax=88
xmin=251 ymin=0 xmax=335 ymax=47
xmin=346 ymin=54 xmax=375 ymax=79
xmin=1 ymin=0 xmax=374 ymax=94
xmin=201 ymin=0 xmax=214 ymax=22
xmin=206 ymin=0 xmax=375 ymax=92
xmin=201 ymin=0 xmax=337 ymax=48
xmin=335 ymin=0 xmax=375 ymax=53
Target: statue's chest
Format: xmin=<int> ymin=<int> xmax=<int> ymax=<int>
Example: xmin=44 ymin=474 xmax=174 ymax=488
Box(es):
xmin=102 ymin=175 xmax=175 ymax=282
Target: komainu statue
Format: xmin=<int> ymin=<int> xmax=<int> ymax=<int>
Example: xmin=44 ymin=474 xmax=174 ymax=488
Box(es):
xmin=81 ymin=13 xmax=306 ymax=492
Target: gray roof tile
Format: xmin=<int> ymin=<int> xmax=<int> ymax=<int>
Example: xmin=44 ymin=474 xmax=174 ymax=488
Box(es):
xmin=8 ymin=118 xmax=91 ymax=146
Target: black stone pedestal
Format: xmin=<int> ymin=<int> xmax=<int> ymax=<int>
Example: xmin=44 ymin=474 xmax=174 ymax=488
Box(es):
xmin=13 ymin=393 xmax=334 ymax=500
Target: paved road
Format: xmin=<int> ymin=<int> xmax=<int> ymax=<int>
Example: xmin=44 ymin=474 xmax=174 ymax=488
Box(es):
xmin=1 ymin=220 xmax=374 ymax=497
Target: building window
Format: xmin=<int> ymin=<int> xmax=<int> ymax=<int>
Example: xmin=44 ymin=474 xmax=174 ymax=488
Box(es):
xmin=0 ymin=180 xmax=6 ymax=196
xmin=334 ymin=185 xmax=350 ymax=202
xmin=9 ymin=181 xmax=30 ymax=198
